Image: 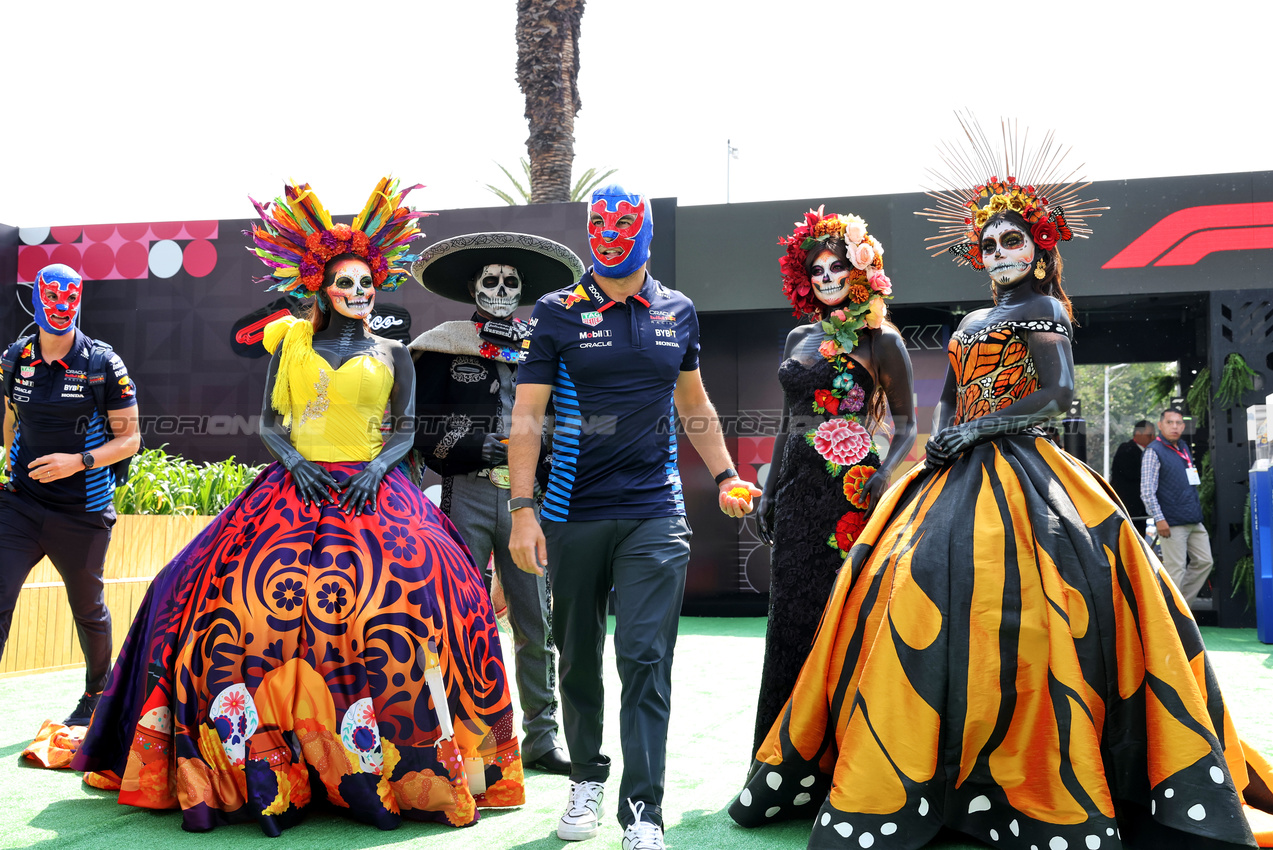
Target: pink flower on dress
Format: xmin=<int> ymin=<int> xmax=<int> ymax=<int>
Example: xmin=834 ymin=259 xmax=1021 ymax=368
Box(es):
xmin=818 ymin=339 xmax=840 ymax=359
xmin=812 ymin=418 xmax=872 ymax=466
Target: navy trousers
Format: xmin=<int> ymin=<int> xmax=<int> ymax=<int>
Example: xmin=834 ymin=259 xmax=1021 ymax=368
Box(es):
xmin=544 ymin=515 xmax=691 ymax=828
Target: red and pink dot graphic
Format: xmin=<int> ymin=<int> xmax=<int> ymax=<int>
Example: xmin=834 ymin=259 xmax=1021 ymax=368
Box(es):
xmin=17 ymin=220 xmax=219 ymax=282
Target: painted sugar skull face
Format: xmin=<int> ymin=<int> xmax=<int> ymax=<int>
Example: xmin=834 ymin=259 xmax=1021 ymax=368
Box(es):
xmin=325 ymin=256 xmax=375 ymax=320
xmin=809 ymin=248 xmax=851 ymax=306
xmin=33 ymin=264 xmax=83 ymax=335
xmin=473 ymin=264 xmax=522 ymax=319
xmin=980 ymin=219 xmax=1036 ymax=287
xmin=588 ymin=184 xmax=652 ymax=279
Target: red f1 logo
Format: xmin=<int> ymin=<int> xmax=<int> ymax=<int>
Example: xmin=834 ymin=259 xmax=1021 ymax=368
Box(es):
xmin=1102 ymin=202 xmax=1273 ymax=268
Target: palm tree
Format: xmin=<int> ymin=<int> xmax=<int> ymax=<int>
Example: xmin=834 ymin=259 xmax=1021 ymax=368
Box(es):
xmin=485 ymin=158 xmax=617 ymax=206
xmin=515 ymin=0 xmax=585 ymax=203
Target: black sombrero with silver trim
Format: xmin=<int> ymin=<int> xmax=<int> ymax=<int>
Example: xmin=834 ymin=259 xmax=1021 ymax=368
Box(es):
xmin=410 ymin=231 xmax=585 ymax=303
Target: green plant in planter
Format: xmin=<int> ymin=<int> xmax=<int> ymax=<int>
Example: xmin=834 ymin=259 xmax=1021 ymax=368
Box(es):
xmin=1231 ymin=493 xmax=1255 ymax=609
xmin=114 ymin=447 xmax=266 ymax=516
xmin=1215 ymin=353 xmax=1259 ymax=409
xmin=1185 ymin=368 xmax=1210 ymax=432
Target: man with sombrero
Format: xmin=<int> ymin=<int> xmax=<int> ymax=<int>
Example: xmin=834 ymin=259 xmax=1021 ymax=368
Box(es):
xmin=410 ymin=232 xmax=585 ymax=776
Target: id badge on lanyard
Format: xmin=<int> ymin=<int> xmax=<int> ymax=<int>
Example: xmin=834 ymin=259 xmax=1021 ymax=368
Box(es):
xmin=1160 ymin=437 xmax=1200 ymax=486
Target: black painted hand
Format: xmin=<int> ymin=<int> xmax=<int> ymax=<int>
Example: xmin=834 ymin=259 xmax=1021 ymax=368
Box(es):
xmin=336 ymin=466 xmax=384 ymax=515
xmin=756 ymin=493 xmax=776 ymax=546
xmin=863 ymin=472 xmax=890 ymax=517
xmin=288 ymin=460 xmax=339 ymax=506
xmin=482 ymin=433 xmax=509 ymax=466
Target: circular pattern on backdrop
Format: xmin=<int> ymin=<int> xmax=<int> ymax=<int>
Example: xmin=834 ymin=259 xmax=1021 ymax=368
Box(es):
xmin=50 ymin=244 xmax=83 ymax=273
xmin=186 ymin=220 xmax=217 ymax=239
xmin=51 ymin=226 xmax=82 ymax=244
xmin=82 ymin=243 xmax=117 ymax=280
xmin=116 ymin=242 xmax=149 ymax=278
xmin=151 ymin=221 xmax=182 ymax=240
xmin=183 ymin=239 xmax=218 ymax=277
xmin=84 ymin=224 xmax=116 ymax=242
xmin=117 ymin=222 xmax=149 ymax=240
xmin=19 ymin=227 xmax=50 ymax=246
xmin=149 ymin=240 xmax=183 ymax=278
xmin=18 ymin=247 xmax=51 ymax=282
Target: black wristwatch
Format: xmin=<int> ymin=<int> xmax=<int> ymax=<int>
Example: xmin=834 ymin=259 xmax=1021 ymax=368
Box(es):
xmin=507 ymin=496 xmax=537 ymax=513
xmin=80 ymin=451 xmax=96 ymax=470
xmin=713 ymin=467 xmax=737 ymax=486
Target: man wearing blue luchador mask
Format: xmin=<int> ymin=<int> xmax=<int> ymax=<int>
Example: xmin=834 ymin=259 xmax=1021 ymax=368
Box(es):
xmin=507 ymin=185 xmax=761 ymax=850
xmin=1 ymin=264 xmax=141 ymax=728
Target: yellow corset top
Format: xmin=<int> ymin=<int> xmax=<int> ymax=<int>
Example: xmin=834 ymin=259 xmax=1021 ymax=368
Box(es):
xmin=263 ymin=317 xmax=394 ymax=462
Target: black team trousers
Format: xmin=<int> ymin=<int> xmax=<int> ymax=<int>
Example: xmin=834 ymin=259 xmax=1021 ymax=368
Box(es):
xmin=544 ymin=515 xmax=692 ymax=829
xmin=0 ymin=487 xmax=113 ymax=693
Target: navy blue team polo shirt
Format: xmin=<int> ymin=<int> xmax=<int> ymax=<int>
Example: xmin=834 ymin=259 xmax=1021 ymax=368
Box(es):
xmin=4 ymin=330 xmax=136 ymax=513
xmin=519 ymin=270 xmax=700 ymax=522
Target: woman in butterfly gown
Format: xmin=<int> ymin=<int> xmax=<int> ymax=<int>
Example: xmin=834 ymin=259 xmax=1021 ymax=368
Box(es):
xmin=68 ymin=180 xmax=524 ymax=834
xmin=730 ymin=165 xmax=1273 ymax=848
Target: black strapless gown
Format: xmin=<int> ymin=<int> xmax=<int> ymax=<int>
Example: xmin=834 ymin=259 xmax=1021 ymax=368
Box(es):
xmin=752 ymin=356 xmax=879 ymax=753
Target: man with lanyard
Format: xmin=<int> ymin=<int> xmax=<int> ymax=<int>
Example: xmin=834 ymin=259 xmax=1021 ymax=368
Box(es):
xmin=1 ymin=263 xmax=140 ymax=725
xmin=508 ymin=185 xmax=760 ymax=850
xmin=409 ymin=232 xmax=586 ymax=776
xmin=1140 ymin=407 xmax=1213 ymax=607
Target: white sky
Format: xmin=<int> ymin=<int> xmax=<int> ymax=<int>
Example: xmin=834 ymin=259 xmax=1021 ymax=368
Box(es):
xmin=2 ymin=0 xmax=1270 ymax=227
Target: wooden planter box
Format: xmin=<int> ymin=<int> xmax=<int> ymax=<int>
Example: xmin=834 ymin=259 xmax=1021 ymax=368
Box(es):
xmin=0 ymin=514 xmax=214 ymax=679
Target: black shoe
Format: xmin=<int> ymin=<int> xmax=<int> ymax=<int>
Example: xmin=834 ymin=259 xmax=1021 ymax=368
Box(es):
xmin=63 ymin=691 xmax=101 ymax=727
xmin=526 ymin=746 xmax=571 ymax=774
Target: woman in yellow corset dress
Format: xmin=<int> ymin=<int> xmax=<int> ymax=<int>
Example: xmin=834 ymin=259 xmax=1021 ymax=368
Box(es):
xmin=731 ymin=121 xmax=1273 ymax=849
xmin=70 ymin=180 xmax=524 ymax=834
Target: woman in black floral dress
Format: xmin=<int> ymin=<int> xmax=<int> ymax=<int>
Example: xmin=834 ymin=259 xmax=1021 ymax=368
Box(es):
xmin=751 ymin=208 xmax=915 ymax=753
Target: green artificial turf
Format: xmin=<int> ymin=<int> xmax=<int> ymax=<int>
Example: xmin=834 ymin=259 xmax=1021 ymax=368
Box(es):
xmin=0 ymin=621 xmax=1269 ymax=849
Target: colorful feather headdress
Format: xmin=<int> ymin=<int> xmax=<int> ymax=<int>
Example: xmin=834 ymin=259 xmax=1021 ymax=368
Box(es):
xmin=917 ymin=113 xmax=1106 ymax=270
xmin=248 ymin=177 xmax=430 ymax=295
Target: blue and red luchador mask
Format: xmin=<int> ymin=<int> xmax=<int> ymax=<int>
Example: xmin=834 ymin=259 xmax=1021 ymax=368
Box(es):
xmin=33 ymin=264 xmax=83 ymax=336
xmin=588 ymin=185 xmax=653 ymax=279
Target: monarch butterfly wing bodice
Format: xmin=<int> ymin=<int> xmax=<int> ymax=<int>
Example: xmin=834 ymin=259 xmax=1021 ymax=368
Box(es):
xmin=948 ymin=320 xmax=1069 ymax=425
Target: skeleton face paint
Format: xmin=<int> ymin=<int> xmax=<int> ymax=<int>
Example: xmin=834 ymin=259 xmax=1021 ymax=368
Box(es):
xmin=981 ymin=220 xmax=1036 ymax=286
xmin=325 ymin=257 xmax=375 ymax=320
xmin=473 ymin=264 xmax=522 ymax=318
xmin=809 ymin=248 xmax=851 ymax=307
xmin=588 ymin=184 xmax=653 ymax=279
xmin=32 ymin=264 xmax=83 ymax=335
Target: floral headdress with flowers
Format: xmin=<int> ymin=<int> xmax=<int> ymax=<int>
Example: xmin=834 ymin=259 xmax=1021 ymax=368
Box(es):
xmin=780 ymin=207 xmax=893 ymax=333
xmin=778 ymin=208 xmax=894 ymax=557
xmin=248 ymin=177 xmax=431 ymax=296
xmin=917 ymin=113 xmax=1105 ymax=270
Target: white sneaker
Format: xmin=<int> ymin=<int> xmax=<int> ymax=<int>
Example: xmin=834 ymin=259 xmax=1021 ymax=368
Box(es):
xmin=558 ymin=780 xmax=605 ymax=841
xmin=621 ymin=800 xmax=665 ymax=850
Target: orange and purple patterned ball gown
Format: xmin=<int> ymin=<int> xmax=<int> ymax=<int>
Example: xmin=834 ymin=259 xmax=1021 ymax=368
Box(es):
xmin=71 ymin=317 xmax=524 ymax=833
xmin=731 ymin=318 xmax=1273 ymax=849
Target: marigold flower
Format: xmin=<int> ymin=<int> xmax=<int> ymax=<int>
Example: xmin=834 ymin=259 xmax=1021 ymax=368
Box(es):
xmin=849 ymin=283 xmax=871 ymax=303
